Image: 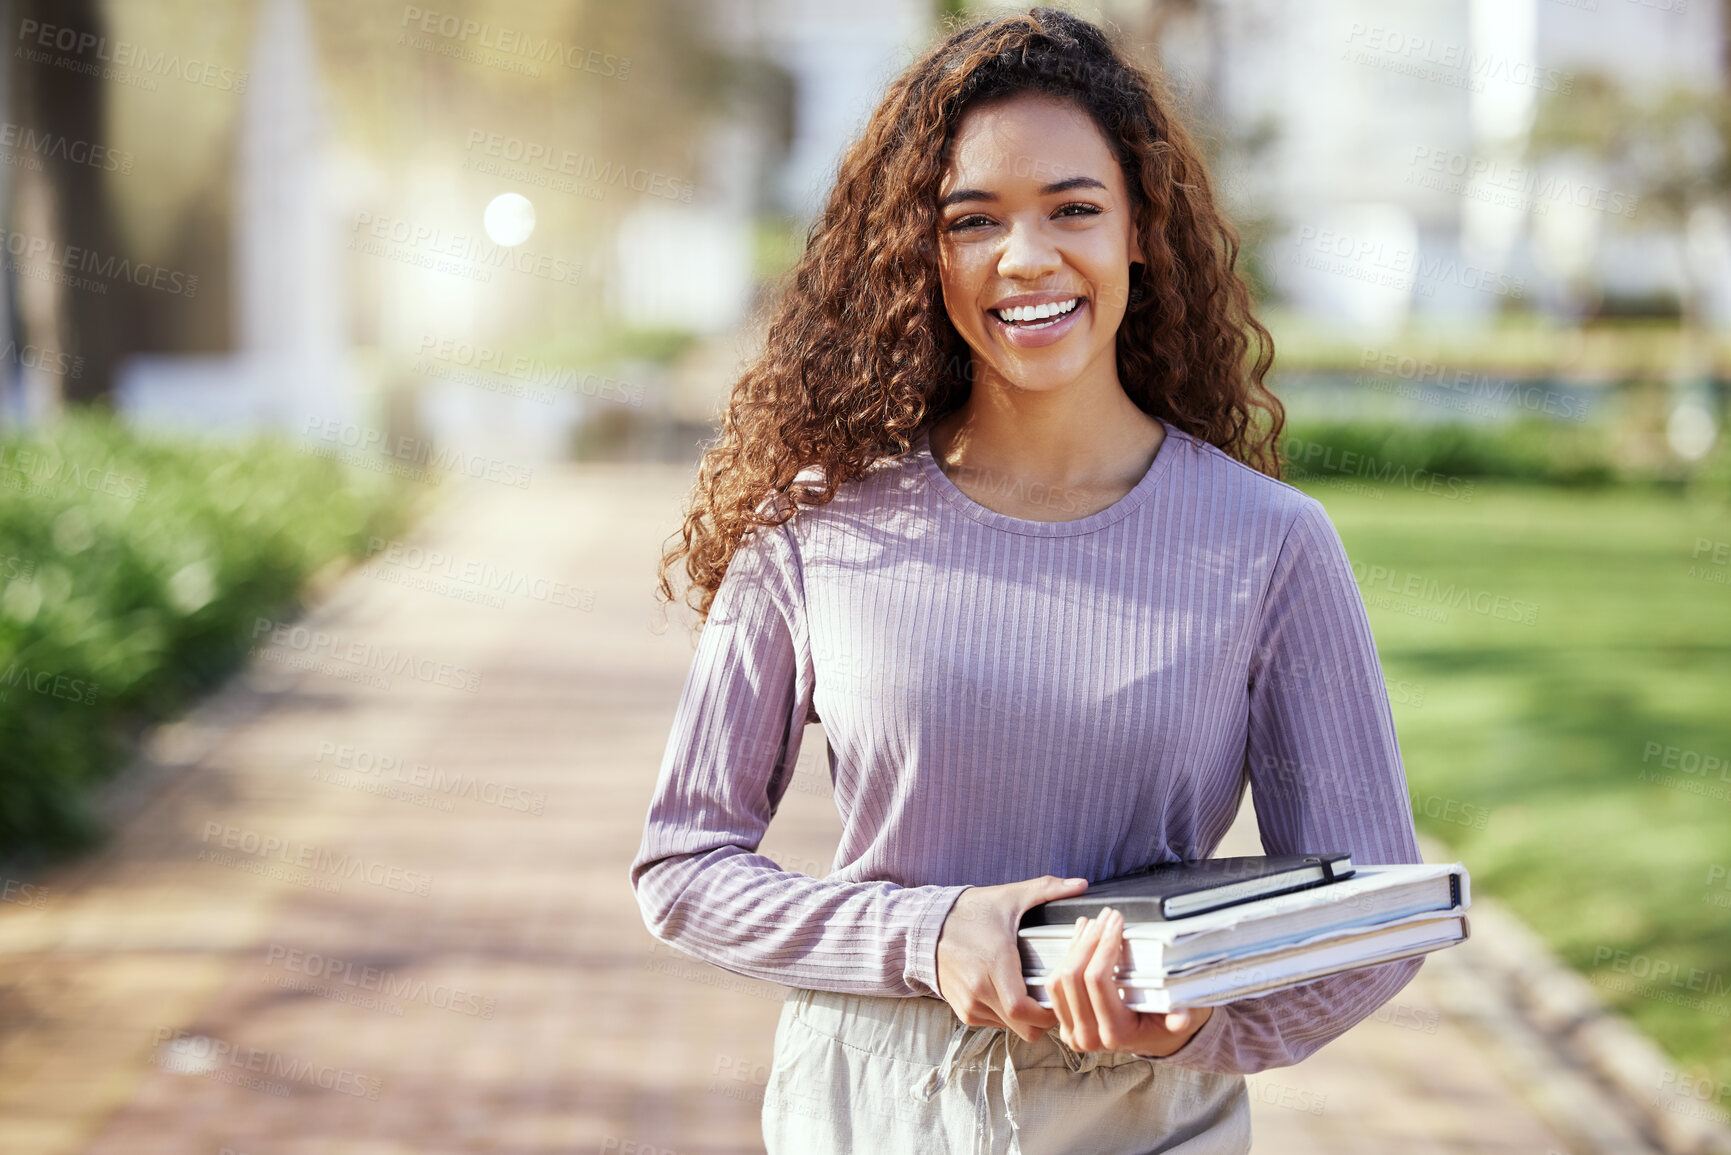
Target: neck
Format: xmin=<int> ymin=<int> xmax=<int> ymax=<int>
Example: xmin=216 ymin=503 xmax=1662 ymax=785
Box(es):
xmin=928 ymin=360 xmax=1165 ymax=492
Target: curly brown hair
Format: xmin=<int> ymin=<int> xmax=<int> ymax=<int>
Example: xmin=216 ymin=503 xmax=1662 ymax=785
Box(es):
xmin=657 ymin=6 xmax=1282 ymax=622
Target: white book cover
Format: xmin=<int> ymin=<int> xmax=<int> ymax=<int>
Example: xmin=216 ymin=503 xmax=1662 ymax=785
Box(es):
xmin=1025 ymin=914 xmax=1468 ymax=1013
xmin=1019 ymin=862 xmax=1468 ymax=976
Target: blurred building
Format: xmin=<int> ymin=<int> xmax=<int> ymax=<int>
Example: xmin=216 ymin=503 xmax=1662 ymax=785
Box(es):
xmin=114 ymin=0 xmax=359 ymax=435
xmin=612 ymin=0 xmax=933 ymax=440
xmin=1115 ymin=0 xmax=1728 ymax=335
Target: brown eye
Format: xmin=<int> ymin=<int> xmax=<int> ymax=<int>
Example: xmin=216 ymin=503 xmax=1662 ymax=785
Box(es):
xmin=1056 ymin=203 xmax=1103 ymax=219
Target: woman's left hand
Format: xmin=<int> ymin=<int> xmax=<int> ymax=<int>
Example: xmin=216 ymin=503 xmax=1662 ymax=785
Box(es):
xmin=1047 ymin=906 xmax=1214 ymax=1057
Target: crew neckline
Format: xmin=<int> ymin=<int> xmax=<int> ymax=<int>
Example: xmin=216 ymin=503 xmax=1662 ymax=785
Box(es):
xmin=913 ymin=418 xmax=1181 ymax=537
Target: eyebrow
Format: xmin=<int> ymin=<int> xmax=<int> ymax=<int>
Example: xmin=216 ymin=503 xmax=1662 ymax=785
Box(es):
xmin=938 ymin=175 xmax=1108 ymax=209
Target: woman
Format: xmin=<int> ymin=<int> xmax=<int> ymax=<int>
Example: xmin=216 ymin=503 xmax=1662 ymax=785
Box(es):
xmin=630 ymin=9 xmax=1424 ymax=1153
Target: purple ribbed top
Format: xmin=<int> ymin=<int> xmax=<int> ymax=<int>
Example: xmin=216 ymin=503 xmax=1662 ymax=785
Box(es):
xmin=630 ymin=418 xmax=1424 ymax=1074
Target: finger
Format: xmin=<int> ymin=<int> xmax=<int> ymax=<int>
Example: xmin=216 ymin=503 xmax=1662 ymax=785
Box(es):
xmin=1046 ymin=915 xmax=1087 ymax=1026
xmin=957 ymin=998 xmax=1008 ymax=1030
xmin=1057 ymin=913 xmax=1093 ymax=968
xmin=1048 ymin=970 xmax=1072 ymax=1045
xmin=1019 ymin=875 xmax=1091 ymax=908
xmin=989 ymin=951 xmax=1055 ymax=1042
xmin=1050 ymin=916 xmax=1091 ymax=1047
xmin=1083 ymin=908 xmax=1138 ymax=1051
xmin=1062 ymin=915 xmax=1109 ymax=1052
xmin=1002 ymin=986 xmax=1058 ymax=1041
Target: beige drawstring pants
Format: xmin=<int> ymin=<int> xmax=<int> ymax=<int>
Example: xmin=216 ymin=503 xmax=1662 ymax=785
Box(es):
xmin=762 ymin=987 xmax=1252 ymax=1155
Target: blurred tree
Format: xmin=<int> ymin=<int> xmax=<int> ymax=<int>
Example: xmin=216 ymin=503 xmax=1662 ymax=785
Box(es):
xmin=10 ymin=0 xmax=128 ymax=405
xmin=1530 ymin=73 xmax=1731 ymax=459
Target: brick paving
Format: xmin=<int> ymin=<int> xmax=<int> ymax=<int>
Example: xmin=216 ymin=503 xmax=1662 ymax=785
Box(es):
xmin=0 ymin=463 xmax=1635 ymax=1153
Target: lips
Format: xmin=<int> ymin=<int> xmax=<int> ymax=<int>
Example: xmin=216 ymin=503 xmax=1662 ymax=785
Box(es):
xmin=987 ymin=296 xmax=1088 ymax=349
xmin=992 ymin=297 xmax=1082 ymax=327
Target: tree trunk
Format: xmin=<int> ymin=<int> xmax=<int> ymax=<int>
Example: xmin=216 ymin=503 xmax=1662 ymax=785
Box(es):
xmin=11 ymin=0 xmax=127 ymax=406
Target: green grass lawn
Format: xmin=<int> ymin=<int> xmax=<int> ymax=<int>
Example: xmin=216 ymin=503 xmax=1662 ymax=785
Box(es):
xmin=1300 ymin=478 xmax=1731 ymax=1087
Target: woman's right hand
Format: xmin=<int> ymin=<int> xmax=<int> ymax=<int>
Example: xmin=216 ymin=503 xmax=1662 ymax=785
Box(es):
xmin=934 ymin=875 xmax=1090 ymax=1042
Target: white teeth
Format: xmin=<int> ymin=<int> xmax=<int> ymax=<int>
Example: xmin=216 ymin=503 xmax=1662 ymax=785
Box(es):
xmin=995 ymin=298 xmax=1079 ymax=324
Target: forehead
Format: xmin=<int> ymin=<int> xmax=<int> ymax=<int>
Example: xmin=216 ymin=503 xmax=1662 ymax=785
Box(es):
xmin=941 ymin=92 xmax=1121 ymax=191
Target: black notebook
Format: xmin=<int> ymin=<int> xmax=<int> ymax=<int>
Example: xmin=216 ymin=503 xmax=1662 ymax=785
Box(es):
xmin=1019 ymin=853 xmax=1355 ymax=928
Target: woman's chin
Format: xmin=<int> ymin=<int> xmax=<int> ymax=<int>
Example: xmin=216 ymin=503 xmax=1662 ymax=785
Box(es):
xmin=979 ymin=356 xmax=1094 ymax=395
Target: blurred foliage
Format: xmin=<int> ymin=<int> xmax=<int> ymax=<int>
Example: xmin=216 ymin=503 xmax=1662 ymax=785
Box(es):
xmin=1531 ymin=71 xmax=1731 ymax=231
xmin=752 ymin=213 xmax=806 ymax=283
xmin=1264 ymin=310 xmax=1731 ymax=376
xmin=1281 ymin=418 xmax=1620 ymax=487
xmin=526 ymin=325 xmax=698 ymax=370
xmin=0 ymin=412 xmax=415 ymax=862
xmin=1313 ymin=481 xmax=1731 ymax=1090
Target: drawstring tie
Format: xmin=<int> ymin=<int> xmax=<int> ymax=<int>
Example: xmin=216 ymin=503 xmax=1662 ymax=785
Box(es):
xmin=912 ymin=1021 xmax=1025 ymax=1155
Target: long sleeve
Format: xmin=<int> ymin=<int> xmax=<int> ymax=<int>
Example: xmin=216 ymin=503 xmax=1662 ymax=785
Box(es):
xmin=628 ymin=513 xmax=970 ymax=998
xmin=1152 ymin=496 xmax=1426 ymax=1074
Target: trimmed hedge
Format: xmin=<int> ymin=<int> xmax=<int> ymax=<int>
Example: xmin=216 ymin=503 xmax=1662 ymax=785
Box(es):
xmin=0 ymin=413 xmax=415 ymax=861
xmin=1279 ymin=418 xmax=1619 ymax=487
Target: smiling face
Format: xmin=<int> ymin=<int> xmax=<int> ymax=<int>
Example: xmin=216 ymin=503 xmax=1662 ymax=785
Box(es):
xmin=936 ymin=92 xmax=1144 ymax=397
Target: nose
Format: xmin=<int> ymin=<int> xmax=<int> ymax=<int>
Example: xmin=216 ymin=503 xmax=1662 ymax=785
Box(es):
xmin=997 ymin=217 xmax=1062 ymax=281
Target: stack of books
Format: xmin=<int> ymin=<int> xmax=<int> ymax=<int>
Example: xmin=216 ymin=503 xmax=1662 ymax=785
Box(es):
xmin=1019 ymin=854 xmax=1469 ymax=1013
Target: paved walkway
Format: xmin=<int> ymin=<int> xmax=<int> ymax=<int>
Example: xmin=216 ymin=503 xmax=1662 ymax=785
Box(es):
xmin=0 ymin=464 xmax=1666 ymax=1153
